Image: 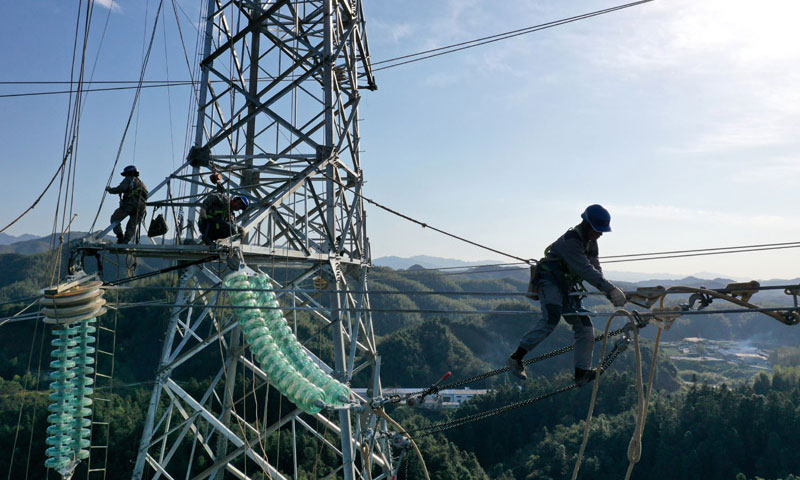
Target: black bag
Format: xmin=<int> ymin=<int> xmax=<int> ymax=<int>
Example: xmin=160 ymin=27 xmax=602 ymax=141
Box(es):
xmin=147 ymin=213 xmax=169 ymax=237
xmin=525 ymin=263 xmax=540 ymax=301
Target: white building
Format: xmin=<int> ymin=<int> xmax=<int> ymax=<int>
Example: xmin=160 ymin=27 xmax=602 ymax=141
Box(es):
xmin=352 ymin=387 xmax=489 ymax=410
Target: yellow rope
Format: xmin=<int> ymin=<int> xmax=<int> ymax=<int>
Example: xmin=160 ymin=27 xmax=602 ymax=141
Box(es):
xmin=571 ymin=309 xmax=640 ymax=480
xmin=375 ymin=408 xmax=431 ymax=480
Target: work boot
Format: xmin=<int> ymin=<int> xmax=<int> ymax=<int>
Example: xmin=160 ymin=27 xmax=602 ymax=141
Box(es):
xmin=574 ymin=368 xmax=597 ymax=386
xmin=507 ymin=356 xmax=527 ymax=381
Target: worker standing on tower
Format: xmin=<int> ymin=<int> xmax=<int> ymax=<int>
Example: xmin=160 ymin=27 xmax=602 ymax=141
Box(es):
xmin=508 ymin=204 xmax=627 ymax=384
xmin=197 ymin=171 xmax=249 ymax=244
xmin=105 ymin=165 xmax=148 ymax=244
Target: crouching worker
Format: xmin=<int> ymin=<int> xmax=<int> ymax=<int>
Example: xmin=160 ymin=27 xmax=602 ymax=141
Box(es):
xmin=106 ymin=165 xmax=148 ymax=244
xmin=198 ymin=183 xmax=249 ymax=245
xmin=508 ymin=204 xmax=627 ymax=385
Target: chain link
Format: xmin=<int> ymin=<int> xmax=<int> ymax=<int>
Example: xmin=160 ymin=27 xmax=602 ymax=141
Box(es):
xmin=413 ymin=324 xmax=633 ymax=399
xmin=408 ymin=345 xmax=622 ymax=438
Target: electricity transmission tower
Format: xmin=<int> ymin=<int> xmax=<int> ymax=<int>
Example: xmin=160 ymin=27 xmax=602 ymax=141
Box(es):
xmin=78 ymin=1 xmax=390 ymax=478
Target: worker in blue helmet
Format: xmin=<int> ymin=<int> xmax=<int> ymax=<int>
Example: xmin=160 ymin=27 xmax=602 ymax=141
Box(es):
xmin=197 ymin=174 xmax=250 ymax=245
xmin=105 ymin=165 xmax=148 ymax=244
xmin=507 ymin=204 xmax=626 ymax=384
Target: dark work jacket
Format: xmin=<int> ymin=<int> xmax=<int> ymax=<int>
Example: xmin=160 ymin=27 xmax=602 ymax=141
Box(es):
xmin=200 ymin=184 xmax=235 ymax=223
xmin=108 ymin=176 xmax=148 ymax=209
xmin=537 ymin=225 xmax=614 ymax=294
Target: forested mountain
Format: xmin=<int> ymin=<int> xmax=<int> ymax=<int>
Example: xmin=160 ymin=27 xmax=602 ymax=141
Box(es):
xmin=1 ymin=247 xmax=799 ymax=479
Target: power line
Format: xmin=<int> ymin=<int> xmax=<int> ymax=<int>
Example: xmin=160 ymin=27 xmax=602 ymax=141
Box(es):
xmin=391 ymin=242 xmax=800 ymax=275
xmin=0 ymin=1 xmax=654 ymax=99
xmin=371 ymin=0 xmax=654 ymax=72
xmin=101 ymin=302 xmax=800 ymax=319
xmin=602 ymin=241 xmax=800 ymax=260
xmin=0 ymin=80 xmax=194 ymax=99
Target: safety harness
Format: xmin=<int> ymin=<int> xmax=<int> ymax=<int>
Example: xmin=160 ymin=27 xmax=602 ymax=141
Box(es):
xmin=204 ymin=192 xmax=231 ymax=221
xmin=531 ymin=227 xmax=593 ymax=298
xmin=127 ymin=177 xmax=149 ymax=206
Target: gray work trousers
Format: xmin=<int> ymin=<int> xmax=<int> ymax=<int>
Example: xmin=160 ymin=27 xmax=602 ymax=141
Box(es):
xmin=111 ymin=202 xmax=145 ymax=243
xmin=518 ymin=280 xmax=595 ymax=370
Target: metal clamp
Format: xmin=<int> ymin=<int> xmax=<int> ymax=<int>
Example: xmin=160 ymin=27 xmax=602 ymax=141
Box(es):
xmin=726 ymin=280 xmax=760 ymax=303
xmin=784 ymin=284 xmax=800 ymax=308
xmin=406 ymin=371 xmax=452 ymax=407
xmin=687 ymin=292 xmax=713 ymax=310
xmin=648 ymin=306 xmax=682 ymax=330
xmin=628 ymin=286 xmax=666 ymax=309
xmin=778 ymin=310 xmax=800 ymax=326
xmin=614 ymin=330 xmax=632 ymax=353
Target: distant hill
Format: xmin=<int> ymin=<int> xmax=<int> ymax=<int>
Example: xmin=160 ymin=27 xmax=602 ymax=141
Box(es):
xmin=0 ymin=232 xmax=41 ymax=245
xmin=0 ymin=231 xmax=169 ymax=255
xmin=0 ymin=232 xmax=99 ymax=255
xmin=373 ymin=255 xmax=500 ymax=270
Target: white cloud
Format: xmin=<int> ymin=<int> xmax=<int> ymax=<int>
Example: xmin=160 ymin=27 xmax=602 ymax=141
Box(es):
xmin=95 ymin=0 xmax=121 ymax=12
xmin=610 ymin=203 xmax=800 ymax=231
xmin=369 ymin=20 xmax=414 ymax=45
xmin=419 ymin=71 xmax=462 ymax=88
xmin=560 ymin=0 xmax=800 ymax=154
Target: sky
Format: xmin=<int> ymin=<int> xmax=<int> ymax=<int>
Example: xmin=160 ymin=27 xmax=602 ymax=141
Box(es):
xmin=1 ymin=0 xmax=799 ymax=280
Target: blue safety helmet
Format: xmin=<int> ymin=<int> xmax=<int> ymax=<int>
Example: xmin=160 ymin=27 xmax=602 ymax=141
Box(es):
xmin=121 ymin=165 xmax=139 ymax=176
xmin=581 ymin=204 xmax=612 ymax=233
xmin=233 ymin=196 xmax=250 ymax=209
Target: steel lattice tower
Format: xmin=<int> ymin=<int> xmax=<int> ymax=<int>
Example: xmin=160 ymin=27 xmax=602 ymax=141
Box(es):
xmin=76 ymin=1 xmax=389 ymax=478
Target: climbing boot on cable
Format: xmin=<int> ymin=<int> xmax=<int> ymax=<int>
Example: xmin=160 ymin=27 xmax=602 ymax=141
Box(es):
xmin=574 ymin=368 xmax=597 ymax=386
xmin=507 ymin=356 xmax=527 ymax=381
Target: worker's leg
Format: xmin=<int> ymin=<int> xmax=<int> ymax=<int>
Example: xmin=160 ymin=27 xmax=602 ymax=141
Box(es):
xmin=205 ymin=220 xmax=227 ymax=241
xmin=206 ymin=221 xmax=239 ymax=241
xmin=110 ymin=208 xmax=129 ymax=242
xmin=121 ymin=205 xmax=141 ymax=243
xmin=517 ymin=282 xmax=563 ymax=353
xmin=564 ymin=298 xmax=594 ymax=370
xmin=123 ymin=205 xmax=145 ymax=243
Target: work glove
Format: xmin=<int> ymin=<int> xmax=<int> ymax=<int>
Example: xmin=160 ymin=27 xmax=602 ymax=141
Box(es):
xmin=104 ymin=186 xmax=112 ymax=193
xmin=609 ymin=286 xmax=627 ymax=307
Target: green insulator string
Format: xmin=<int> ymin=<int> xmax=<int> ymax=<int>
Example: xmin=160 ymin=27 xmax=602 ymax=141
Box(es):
xmin=45 ymin=323 xmax=78 ymax=475
xmin=70 ymin=317 xmax=96 ymax=461
xmin=42 ymin=280 xmax=105 ymax=478
xmin=224 ymin=272 xmax=327 ymax=414
xmin=250 ymin=274 xmax=351 ymax=405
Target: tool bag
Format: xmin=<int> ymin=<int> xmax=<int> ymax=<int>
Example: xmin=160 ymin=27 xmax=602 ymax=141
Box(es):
xmin=525 ymin=263 xmax=540 ymax=301
xmin=147 ymin=213 xmax=169 ymax=238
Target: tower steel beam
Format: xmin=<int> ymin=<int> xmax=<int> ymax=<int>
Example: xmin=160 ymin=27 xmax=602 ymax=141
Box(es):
xmin=114 ymin=1 xmax=386 ymax=479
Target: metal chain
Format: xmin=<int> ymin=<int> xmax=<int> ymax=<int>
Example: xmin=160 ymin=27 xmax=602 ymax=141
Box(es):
xmin=408 ymin=345 xmax=623 ymax=438
xmin=411 ymin=324 xmax=633 ymax=399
